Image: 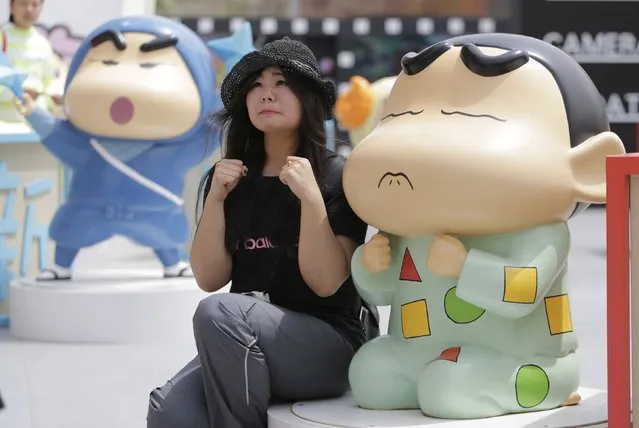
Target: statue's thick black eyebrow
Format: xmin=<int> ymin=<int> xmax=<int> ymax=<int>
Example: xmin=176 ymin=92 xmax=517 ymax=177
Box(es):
xmin=140 ymin=34 xmax=178 ymax=53
xmin=460 ymin=43 xmax=529 ymax=77
xmin=90 ymin=29 xmax=126 ymax=51
xmin=401 ymin=42 xmax=452 ymax=76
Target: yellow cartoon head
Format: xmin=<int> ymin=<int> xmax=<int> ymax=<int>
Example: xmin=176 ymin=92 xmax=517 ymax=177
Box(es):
xmin=63 ymin=16 xmax=215 ymax=141
xmin=343 ymin=33 xmax=625 ymax=237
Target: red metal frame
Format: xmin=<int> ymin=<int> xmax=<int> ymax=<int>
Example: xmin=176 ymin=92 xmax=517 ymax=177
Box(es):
xmin=606 ymin=153 xmax=639 ymax=428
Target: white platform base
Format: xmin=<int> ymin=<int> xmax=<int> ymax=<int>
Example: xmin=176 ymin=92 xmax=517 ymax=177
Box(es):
xmin=268 ymin=387 xmax=607 ymax=428
xmin=9 ymin=269 xmax=208 ymax=343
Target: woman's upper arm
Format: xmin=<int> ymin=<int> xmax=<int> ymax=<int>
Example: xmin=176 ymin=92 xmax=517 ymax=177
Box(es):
xmin=336 ymin=235 xmax=359 ymax=260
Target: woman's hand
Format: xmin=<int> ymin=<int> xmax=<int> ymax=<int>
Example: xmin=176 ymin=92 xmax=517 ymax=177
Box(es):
xmin=13 ymin=92 xmax=36 ymax=116
xmin=208 ymin=159 xmax=247 ymax=202
xmin=279 ymin=156 xmax=322 ymax=202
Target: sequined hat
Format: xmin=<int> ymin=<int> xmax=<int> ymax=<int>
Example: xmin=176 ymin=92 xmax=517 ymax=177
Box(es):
xmin=220 ymin=37 xmax=337 ymax=119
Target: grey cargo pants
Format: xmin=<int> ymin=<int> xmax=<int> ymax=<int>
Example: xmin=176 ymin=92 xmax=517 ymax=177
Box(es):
xmin=146 ymin=292 xmax=355 ymax=428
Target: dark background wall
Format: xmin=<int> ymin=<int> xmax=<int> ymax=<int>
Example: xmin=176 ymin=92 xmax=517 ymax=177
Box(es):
xmin=175 ymin=0 xmax=639 ymax=153
xmin=518 ymin=0 xmax=639 ymax=154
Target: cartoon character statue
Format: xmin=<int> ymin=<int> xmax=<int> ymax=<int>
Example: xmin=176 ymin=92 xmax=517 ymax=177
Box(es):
xmin=343 ymin=33 xmax=625 ymax=419
xmin=335 ymin=75 xmax=396 ymax=147
xmin=14 ymin=15 xmax=224 ymax=281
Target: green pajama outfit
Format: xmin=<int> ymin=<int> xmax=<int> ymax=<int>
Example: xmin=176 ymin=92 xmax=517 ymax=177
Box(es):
xmin=348 ymin=221 xmax=579 ymax=419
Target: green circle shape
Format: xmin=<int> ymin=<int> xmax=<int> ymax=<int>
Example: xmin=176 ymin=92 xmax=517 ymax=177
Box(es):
xmin=444 ymin=286 xmax=485 ymax=324
xmin=515 ymin=364 xmax=550 ymax=408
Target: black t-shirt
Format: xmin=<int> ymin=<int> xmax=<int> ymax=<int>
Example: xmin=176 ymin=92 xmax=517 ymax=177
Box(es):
xmin=203 ymin=151 xmax=369 ymax=349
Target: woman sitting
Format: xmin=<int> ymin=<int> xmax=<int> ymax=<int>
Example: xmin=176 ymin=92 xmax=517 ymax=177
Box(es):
xmin=147 ymin=37 xmax=370 ymax=428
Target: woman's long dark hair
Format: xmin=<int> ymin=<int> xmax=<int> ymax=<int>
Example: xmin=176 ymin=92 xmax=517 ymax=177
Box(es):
xmin=197 ymin=69 xmax=329 ymax=256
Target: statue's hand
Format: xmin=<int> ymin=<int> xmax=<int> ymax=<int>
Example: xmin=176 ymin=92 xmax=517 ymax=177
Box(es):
xmin=361 ymin=233 xmax=391 ymax=273
xmin=13 ymin=92 xmax=35 ymax=116
xmin=427 ymin=234 xmax=468 ymax=277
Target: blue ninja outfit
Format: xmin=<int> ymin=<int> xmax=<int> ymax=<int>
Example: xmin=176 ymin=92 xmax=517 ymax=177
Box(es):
xmin=25 ymin=16 xmax=222 ymax=272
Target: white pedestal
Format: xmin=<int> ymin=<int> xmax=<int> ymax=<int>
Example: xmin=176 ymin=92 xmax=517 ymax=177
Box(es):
xmin=268 ymin=388 xmax=607 ymax=428
xmin=9 ymin=269 xmax=207 ymax=343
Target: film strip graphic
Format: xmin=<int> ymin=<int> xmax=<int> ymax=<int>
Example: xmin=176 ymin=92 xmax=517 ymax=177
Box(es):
xmin=177 ymin=16 xmax=507 ymax=38
xmin=176 ymin=16 xmax=512 ymax=93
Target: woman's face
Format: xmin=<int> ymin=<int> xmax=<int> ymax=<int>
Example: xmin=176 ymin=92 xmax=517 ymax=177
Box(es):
xmin=246 ymin=67 xmax=302 ymax=134
xmin=11 ymin=0 xmax=43 ymax=28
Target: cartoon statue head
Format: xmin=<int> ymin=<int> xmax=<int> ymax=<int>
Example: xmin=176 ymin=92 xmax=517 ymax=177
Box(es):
xmin=343 ymin=33 xmax=625 ymax=237
xmin=335 ymin=75 xmax=396 ymax=147
xmin=63 ymin=15 xmax=218 ymax=142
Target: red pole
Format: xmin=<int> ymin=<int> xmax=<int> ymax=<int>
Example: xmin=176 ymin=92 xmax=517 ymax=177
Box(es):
xmin=606 ymin=155 xmax=632 ymax=428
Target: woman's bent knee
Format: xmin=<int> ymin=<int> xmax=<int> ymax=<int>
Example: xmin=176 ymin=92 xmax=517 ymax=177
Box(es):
xmin=193 ymin=293 xmax=256 ymax=332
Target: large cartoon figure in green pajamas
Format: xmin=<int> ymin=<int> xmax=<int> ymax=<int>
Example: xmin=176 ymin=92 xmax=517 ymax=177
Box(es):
xmin=342 ymin=33 xmax=626 ymax=419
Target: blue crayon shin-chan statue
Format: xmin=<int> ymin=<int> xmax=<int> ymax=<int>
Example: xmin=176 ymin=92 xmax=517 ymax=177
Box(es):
xmin=13 ymin=16 xmax=223 ymax=281
xmin=343 ymin=33 xmax=626 ymax=419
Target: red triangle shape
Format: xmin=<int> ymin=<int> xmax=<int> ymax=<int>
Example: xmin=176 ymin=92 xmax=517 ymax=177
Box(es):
xmin=399 ymin=247 xmax=422 ymax=282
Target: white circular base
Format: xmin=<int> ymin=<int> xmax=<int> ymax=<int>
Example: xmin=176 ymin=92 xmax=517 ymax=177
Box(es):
xmin=268 ymin=387 xmax=607 ymax=428
xmin=9 ymin=269 xmax=208 ymax=343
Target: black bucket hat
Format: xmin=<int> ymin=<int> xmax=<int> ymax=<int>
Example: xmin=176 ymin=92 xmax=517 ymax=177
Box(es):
xmin=220 ymin=37 xmax=336 ymax=119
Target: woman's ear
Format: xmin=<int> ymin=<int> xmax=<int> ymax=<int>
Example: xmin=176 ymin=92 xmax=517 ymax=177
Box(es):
xmin=569 ymin=131 xmax=626 ymax=203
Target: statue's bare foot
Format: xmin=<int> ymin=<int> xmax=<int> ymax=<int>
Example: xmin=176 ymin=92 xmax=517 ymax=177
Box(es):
xmin=560 ymin=391 xmax=581 ymax=407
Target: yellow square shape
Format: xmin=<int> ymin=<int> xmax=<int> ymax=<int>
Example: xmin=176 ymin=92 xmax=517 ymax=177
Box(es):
xmin=545 ymin=294 xmax=573 ymax=335
xmin=503 ymin=266 xmax=538 ymax=304
xmin=401 ymin=299 xmax=431 ymax=339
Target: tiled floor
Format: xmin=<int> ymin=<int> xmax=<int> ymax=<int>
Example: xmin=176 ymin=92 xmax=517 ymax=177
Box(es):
xmin=0 ymin=208 xmax=609 ymax=428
